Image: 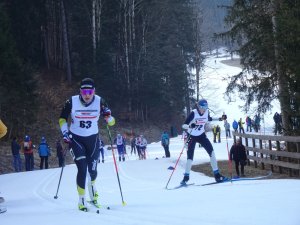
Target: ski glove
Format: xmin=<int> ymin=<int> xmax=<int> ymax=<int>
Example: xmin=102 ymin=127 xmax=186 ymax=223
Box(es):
xmin=182 ymin=123 xmax=196 ymax=130
xmin=189 ymin=123 xmax=196 ymax=128
xmin=63 ymin=131 xmax=72 ymax=144
xmin=102 ymin=107 xmax=111 ymax=117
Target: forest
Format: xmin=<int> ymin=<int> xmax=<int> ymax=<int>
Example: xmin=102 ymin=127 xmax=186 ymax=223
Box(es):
xmin=0 ymin=0 xmax=299 ymax=140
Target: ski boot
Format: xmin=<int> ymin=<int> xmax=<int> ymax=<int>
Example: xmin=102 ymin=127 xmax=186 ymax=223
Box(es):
xmin=180 ymin=173 xmax=190 ymax=185
xmin=90 ymin=191 xmax=101 ymax=208
xmin=214 ymin=170 xmax=228 ymax=183
xmin=78 ymin=196 xmax=88 ymax=212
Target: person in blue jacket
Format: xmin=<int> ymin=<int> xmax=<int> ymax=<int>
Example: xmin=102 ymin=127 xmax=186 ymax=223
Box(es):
xmin=161 ymin=131 xmax=170 ymax=158
xmin=38 ymin=137 xmax=51 ymax=169
xmin=232 ymin=120 xmax=238 ymax=132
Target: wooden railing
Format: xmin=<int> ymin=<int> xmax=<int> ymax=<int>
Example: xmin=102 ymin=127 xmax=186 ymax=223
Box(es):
xmin=232 ymin=132 xmax=300 ymax=177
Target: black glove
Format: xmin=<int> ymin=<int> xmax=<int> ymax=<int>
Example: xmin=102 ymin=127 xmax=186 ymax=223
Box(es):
xmin=190 ymin=123 xmax=196 ymax=128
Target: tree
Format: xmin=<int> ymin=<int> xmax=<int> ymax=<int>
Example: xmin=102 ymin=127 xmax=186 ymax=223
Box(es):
xmin=221 ymin=0 xmax=300 ymax=135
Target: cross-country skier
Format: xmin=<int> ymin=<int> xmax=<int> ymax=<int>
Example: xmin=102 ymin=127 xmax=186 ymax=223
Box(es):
xmin=180 ymin=99 xmax=227 ymax=185
xmin=58 ymin=78 xmax=115 ymax=211
xmin=114 ymin=134 xmax=126 ymax=162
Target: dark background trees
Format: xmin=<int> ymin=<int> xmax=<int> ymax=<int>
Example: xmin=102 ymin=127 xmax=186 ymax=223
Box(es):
xmin=0 ymin=0 xmax=230 ymax=140
xmin=1 ymin=0 xmax=298 ymax=140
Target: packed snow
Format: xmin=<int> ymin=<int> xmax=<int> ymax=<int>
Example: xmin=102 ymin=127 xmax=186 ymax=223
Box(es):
xmin=1 ymin=133 xmax=300 ymax=225
xmin=1 ymin=51 xmax=298 ymax=225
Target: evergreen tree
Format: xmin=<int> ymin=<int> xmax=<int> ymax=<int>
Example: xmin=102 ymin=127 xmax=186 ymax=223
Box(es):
xmin=221 ymin=0 xmax=300 ymax=135
xmin=0 ymin=2 xmax=37 ymax=137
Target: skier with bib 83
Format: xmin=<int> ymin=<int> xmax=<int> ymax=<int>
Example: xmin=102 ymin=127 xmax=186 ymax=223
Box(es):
xmin=181 ymin=99 xmax=227 ymax=185
xmin=59 ymin=78 xmax=115 ymax=211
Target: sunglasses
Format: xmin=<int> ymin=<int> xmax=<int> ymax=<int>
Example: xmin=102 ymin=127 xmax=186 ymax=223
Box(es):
xmin=198 ymin=104 xmax=208 ymax=110
xmin=80 ymin=89 xmax=95 ymax=95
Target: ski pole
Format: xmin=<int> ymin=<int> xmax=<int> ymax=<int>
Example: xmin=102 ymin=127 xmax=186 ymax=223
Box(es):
xmin=54 ymin=145 xmax=69 ymax=199
xmin=106 ymin=125 xmax=126 ymax=206
xmin=165 ymin=134 xmax=190 ymax=189
xmin=225 ymin=135 xmax=233 ymax=181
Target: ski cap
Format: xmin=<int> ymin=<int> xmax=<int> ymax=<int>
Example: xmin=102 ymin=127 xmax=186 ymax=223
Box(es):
xmin=80 ymin=78 xmax=95 ymax=89
xmin=198 ymin=99 xmax=208 ymax=110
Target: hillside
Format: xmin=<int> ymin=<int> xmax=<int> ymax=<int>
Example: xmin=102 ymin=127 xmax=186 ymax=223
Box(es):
xmin=0 ymin=69 xmax=183 ymax=174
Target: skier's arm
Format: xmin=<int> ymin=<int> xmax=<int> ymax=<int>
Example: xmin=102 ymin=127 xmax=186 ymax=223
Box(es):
xmin=59 ymin=98 xmax=72 ymax=135
xmin=182 ymin=112 xmax=195 ymax=129
xmin=100 ymin=98 xmax=115 ymax=126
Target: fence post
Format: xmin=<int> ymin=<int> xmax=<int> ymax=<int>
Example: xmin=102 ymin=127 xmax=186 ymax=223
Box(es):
xmin=268 ymin=140 xmax=274 ymax=172
xmin=276 ymin=141 xmax=282 ymax=174
xmin=259 ymin=139 xmax=265 ymax=170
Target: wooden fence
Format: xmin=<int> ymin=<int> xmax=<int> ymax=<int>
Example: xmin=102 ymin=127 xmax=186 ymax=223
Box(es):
xmin=232 ymin=132 xmax=300 ymax=177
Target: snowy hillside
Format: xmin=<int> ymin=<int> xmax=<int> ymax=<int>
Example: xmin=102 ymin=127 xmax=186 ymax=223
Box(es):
xmin=1 ymin=49 xmax=296 ymax=225
xmin=199 ymin=48 xmax=280 ymax=131
xmin=1 ymin=132 xmax=300 ymax=225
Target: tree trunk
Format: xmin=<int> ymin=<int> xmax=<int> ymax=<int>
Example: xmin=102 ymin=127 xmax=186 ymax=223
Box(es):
xmin=92 ymin=0 xmax=96 ymax=62
xmin=271 ymin=0 xmax=291 ymax=135
xmin=60 ymin=0 xmax=72 ymax=84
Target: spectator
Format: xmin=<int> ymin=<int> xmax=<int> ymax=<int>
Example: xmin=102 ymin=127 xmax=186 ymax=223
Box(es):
xmin=213 ymin=125 xmax=221 ymax=143
xmin=246 ymin=116 xmax=252 ymax=132
xmin=23 ymin=135 xmax=34 ymax=171
xmin=230 ymin=139 xmax=247 ymax=177
xmin=254 ymin=114 xmax=261 ymax=132
xmin=273 ymin=112 xmax=282 ymax=135
xmin=224 ymin=120 xmax=231 ymax=138
xmin=238 ymin=118 xmax=245 ymax=133
xmin=56 ymin=139 xmax=64 ymax=167
xmin=161 ymin=131 xmax=170 ymax=158
xmin=38 ymin=137 xmax=51 ymax=169
xmin=114 ymin=133 xmax=126 ymax=162
xmin=130 ymin=136 xmax=136 ymax=156
xmin=11 ymin=137 xmax=22 ymax=172
xmin=232 ymin=120 xmax=238 ymax=132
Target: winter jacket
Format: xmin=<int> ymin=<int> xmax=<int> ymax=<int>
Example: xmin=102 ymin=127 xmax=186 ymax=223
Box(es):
xmin=23 ymin=141 xmax=33 ymax=154
xmin=230 ymin=143 xmax=247 ymax=161
xmin=232 ymin=120 xmax=238 ymax=130
xmin=161 ymin=133 xmax=169 ymax=146
xmin=38 ymin=142 xmax=50 ymax=157
xmin=11 ymin=139 xmax=21 ymax=155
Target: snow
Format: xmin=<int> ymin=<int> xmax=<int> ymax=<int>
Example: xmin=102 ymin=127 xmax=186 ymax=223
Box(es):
xmin=1 ymin=133 xmax=300 ymax=225
xmin=1 ymin=50 xmax=298 ymax=224
xmin=199 ymin=47 xmax=281 ymax=131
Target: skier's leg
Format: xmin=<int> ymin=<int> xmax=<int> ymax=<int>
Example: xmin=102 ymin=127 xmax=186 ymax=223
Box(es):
xmin=180 ymin=137 xmax=196 ymax=184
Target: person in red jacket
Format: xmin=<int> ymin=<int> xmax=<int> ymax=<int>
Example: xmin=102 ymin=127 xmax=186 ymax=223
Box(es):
xmin=23 ymin=135 xmax=34 ymax=171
